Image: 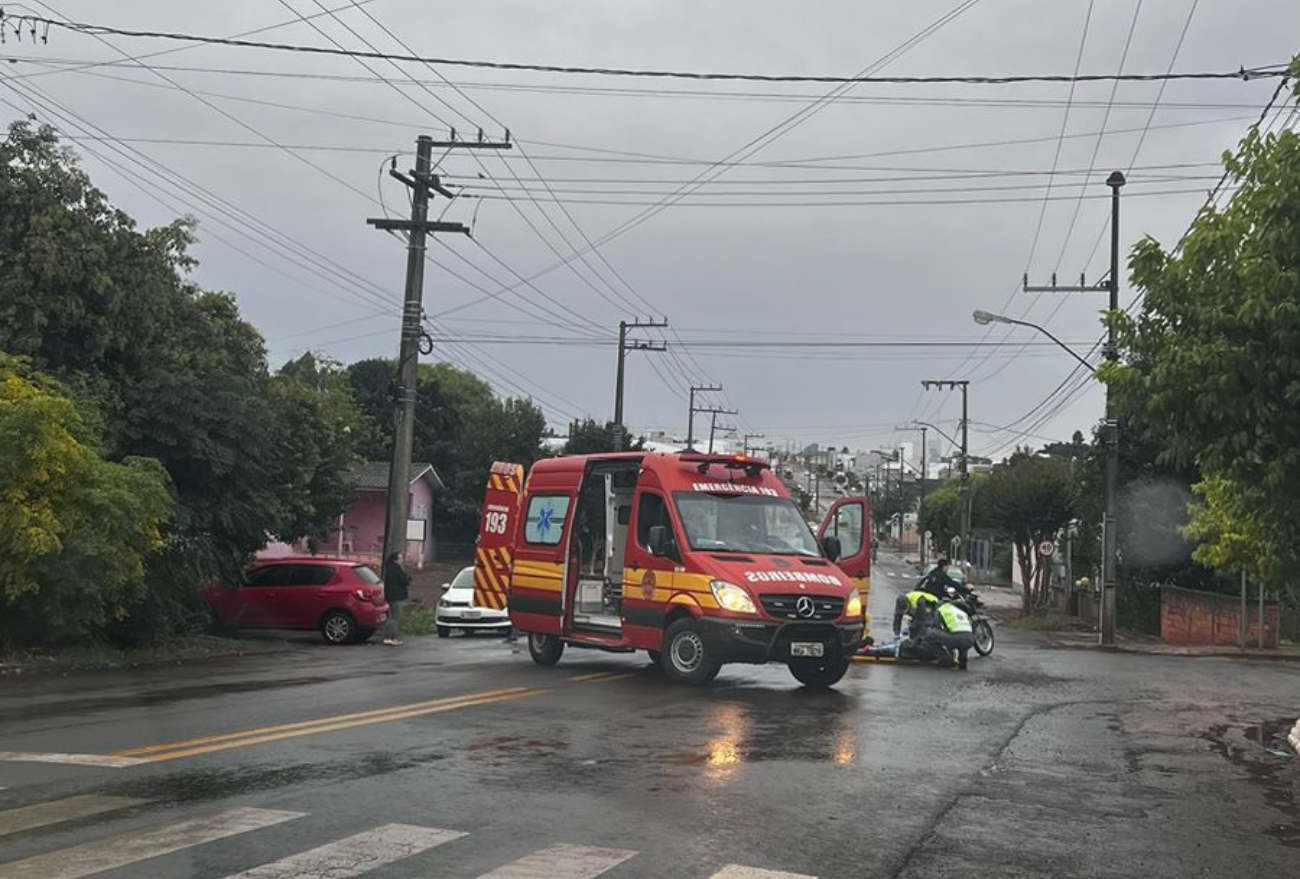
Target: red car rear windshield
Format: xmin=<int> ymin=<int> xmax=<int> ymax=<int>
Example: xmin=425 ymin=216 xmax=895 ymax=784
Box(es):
xmin=353 ymin=565 xmax=382 ymax=585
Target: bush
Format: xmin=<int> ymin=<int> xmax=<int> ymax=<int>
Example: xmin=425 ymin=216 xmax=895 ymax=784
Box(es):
xmin=991 ymin=542 xmax=1014 ymax=581
xmin=1117 ymin=579 xmax=1163 ymax=635
xmin=399 ymin=603 xmax=438 ymax=637
xmin=1014 ymin=611 xmax=1069 ymax=631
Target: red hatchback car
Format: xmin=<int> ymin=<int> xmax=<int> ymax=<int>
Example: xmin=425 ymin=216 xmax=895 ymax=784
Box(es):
xmin=203 ymin=558 xmax=390 ymax=645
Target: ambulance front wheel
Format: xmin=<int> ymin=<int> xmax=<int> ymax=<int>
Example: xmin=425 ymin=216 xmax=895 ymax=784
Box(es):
xmin=660 ymin=619 xmax=721 ymax=685
xmin=788 ymin=656 xmax=851 ymax=689
xmin=528 ymin=633 xmax=565 ymax=666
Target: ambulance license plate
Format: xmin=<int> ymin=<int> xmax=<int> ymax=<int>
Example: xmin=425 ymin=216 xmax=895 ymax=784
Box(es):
xmin=790 ymin=642 xmax=824 ymax=658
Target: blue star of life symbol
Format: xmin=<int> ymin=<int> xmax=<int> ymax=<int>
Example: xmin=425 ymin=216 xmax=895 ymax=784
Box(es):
xmin=537 ymin=506 xmax=555 ymax=536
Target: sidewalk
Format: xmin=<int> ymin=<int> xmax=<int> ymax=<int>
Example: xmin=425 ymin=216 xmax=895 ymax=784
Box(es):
xmin=1039 ymin=629 xmax=1300 ymax=661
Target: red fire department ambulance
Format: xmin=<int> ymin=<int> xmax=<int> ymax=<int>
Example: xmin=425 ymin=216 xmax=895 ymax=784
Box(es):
xmin=474 ymin=452 xmax=872 ymax=688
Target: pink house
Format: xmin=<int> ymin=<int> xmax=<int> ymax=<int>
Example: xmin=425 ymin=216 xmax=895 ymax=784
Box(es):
xmin=261 ymin=461 xmax=445 ymax=568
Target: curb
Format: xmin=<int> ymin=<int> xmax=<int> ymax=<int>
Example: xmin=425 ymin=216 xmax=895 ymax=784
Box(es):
xmin=1290 ymin=719 xmax=1300 ymax=755
xmin=1038 ymin=639 xmax=1300 ymax=662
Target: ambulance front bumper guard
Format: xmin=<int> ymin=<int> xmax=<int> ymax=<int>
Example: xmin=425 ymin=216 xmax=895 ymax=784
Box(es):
xmin=695 ymin=618 xmax=863 ymax=664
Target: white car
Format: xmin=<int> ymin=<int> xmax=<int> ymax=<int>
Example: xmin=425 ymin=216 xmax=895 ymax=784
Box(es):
xmin=436 ymin=566 xmax=510 ymax=637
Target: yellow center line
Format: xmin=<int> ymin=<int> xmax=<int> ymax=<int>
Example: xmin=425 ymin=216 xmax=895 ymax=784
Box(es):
xmin=586 ymin=673 xmax=634 ymax=684
xmin=568 ymin=671 xmax=628 ymax=682
xmin=113 ymin=687 xmax=535 ymax=758
xmin=139 ymin=689 xmax=550 ymax=763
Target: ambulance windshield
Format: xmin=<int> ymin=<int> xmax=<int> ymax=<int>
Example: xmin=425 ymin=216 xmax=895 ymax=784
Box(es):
xmin=673 ymin=492 xmax=821 ymax=556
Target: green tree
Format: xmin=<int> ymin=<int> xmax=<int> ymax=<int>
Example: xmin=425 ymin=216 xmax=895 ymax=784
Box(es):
xmin=0 ymin=358 xmax=172 ymax=646
xmin=1107 ymin=73 xmax=1300 ymax=597
xmin=562 ymin=418 xmax=641 ymax=456
xmin=267 ymin=354 xmax=367 ymax=546
xmin=978 ymin=453 xmax=1078 ymax=611
xmin=1 ymin=122 xmax=366 ymax=640
xmin=918 ymin=477 xmax=963 ymax=550
xmin=345 ymin=358 xmax=547 ymax=545
xmin=1183 ymin=476 xmax=1276 ymax=586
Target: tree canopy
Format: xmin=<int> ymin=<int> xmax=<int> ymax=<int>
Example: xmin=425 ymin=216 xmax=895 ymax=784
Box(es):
xmin=1 ymin=122 xmax=367 ymax=643
xmin=1108 ymin=77 xmax=1300 ymax=596
xmin=977 ymin=452 xmax=1078 ymax=611
xmin=0 ymin=357 xmax=172 ymax=646
xmin=562 ymin=419 xmax=641 ymax=457
xmin=346 ymin=358 xmax=547 ymax=543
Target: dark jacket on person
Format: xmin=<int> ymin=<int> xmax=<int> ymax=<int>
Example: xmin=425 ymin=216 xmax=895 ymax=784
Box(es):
xmin=383 ymin=559 xmax=410 ymax=602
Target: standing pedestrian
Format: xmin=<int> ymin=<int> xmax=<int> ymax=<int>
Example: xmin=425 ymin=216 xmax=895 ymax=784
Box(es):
xmin=382 ymin=551 xmax=410 ymax=646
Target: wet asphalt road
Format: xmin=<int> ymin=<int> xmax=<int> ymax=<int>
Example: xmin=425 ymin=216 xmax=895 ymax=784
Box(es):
xmin=0 ymin=553 xmax=1296 ymax=878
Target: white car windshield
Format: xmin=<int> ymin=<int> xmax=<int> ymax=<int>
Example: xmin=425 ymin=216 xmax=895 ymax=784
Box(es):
xmin=450 ymin=568 xmax=475 ymax=591
xmin=673 ymin=492 xmax=821 ymax=556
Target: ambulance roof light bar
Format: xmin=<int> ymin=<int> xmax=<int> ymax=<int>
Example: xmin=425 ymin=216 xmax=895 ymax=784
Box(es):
xmin=677 ymin=452 xmax=769 ymax=478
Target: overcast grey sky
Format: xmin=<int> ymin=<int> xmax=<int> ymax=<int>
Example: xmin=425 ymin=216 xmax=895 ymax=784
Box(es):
xmin=2 ymin=0 xmax=1296 ymax=460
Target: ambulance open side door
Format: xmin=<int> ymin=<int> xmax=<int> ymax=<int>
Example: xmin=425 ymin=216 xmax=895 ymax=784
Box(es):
xmin=474 ymin=461 xmax=525 ymax=611
xmin=818 ymin=496 xmax=872 ymax=601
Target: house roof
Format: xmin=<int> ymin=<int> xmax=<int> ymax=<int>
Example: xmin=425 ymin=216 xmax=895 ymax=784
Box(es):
xmin=351 ymin=461 xmax=445 ymax=492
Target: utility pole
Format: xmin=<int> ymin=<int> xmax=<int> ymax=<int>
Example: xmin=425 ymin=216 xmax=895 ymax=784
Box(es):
xmin=743 ymin=433 xmax=766 ymax=456
xmin=702 ymin=407 xmax=737 ymax=453
xmin=921 ymin=380 xmax=970 ymax=566
xmin=612 ymin=318 xmax=668 ymax=451
xmin=1024 ymin=171 xmax=1125 ymax=645
xmin=686 ymin=384 xmax=723 ymax=450
xmin=367 ymin=133 xmax=507 ymax=565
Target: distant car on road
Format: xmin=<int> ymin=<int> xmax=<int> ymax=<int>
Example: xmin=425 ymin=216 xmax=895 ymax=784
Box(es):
xmin=202 ymin=558 xmax=389 ymax=645
xmin=436 ymin=565 xmax=510 ymax=637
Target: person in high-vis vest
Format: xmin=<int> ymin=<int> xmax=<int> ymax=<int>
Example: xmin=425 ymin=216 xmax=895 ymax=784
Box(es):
xmin=924 ymin=600 xmax=976 ymax=670
xmin=892 ymin=590 xmax=940 ymax=639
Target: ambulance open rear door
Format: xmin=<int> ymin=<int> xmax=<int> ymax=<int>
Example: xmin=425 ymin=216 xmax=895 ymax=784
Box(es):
xmin=474 ymin=462 xmax=524 ymax=612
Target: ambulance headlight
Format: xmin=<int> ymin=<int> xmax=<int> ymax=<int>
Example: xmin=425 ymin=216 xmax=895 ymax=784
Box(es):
xmin=710 ymin=580 xmax=757 ymax=614
xmin=846 ymin=593 xmax=863 ymax=619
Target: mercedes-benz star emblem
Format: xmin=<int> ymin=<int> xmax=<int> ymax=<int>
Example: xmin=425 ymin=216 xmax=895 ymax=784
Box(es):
xmin=795 ymin=596 xmax=816 ymax=619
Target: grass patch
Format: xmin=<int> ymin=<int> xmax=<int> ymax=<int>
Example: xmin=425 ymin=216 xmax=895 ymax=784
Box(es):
xmin=399 ymin=602 xmax=438 ymax=637
xmin=1014 ymin=611 xmax=1070 ymax=631
xmin=0 ymin=635 xmax=280 ymax=677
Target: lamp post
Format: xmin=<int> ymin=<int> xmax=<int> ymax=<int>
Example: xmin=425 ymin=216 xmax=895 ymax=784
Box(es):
xmin=972 ymin=310 xmax=1096 ymax=372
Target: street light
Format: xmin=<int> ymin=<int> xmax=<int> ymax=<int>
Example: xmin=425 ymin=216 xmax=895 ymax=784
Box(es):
xmin=971 ymin=309 xmax=1096 ymax=373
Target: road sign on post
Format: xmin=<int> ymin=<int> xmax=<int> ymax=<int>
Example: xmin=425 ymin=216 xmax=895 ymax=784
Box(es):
xmin=1038 ymin=540 xmax=1057 ymax=558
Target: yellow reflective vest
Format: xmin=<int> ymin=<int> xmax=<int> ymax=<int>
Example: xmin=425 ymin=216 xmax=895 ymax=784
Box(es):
xmin=905 ymin=591 xmax=939 ymax=614
xmin=938 ymin=602 xmax=973 ymax=633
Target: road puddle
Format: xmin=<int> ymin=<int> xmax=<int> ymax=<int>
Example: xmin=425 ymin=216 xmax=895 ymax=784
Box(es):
xmin=1203 ymin=717 xmax=1298 ymax=847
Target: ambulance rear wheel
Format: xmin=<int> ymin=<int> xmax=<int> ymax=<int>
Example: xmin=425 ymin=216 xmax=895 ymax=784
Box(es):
xmin=660 ymin=619 xmax=721 ymax=685
xmin=528 ymin=633 xmax=565 ymax=666
xmin=788 ymin=657 xmax=851 ymax=689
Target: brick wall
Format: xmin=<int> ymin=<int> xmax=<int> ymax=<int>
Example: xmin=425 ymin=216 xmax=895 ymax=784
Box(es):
xmin=1161 ymin=585 xmax=1280 ymax=647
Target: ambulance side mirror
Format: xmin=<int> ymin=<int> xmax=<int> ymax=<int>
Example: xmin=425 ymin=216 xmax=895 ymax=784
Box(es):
xmin=822 ymin=534 xmax=842 ymax=562
xmin=648 ymin=525 xmax=669 ymax=557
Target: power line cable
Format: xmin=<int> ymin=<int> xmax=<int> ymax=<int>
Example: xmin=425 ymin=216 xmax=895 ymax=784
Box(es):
xmin=12 ymin=12 xmax=1287 ymax=85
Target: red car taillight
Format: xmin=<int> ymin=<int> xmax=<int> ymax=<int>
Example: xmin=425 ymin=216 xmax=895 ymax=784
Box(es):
xmin=353 ymin=589 xmax=374 ymax=602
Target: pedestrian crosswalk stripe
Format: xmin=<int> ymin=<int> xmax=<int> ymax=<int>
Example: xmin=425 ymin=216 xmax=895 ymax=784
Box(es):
xmin=477 ymin=843 xmax=637 ymax=878
xmin=0 ymin=752 xmax=143 ymax=768
xmin=0 ymin=795 xmax=147 ymax=838
xmin=222 ymin=823 xmax=463 ymax=878
xmin=708 ymin=866 xmax=817 ymax=879
xmin=0 ymin=797 xmax=824 ymax=879
xmin=0 ymin=807 xmax=302 ymax=879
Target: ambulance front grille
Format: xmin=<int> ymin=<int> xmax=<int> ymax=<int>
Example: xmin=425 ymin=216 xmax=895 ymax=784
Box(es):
xmin=760 ymin=594 xmax=845 ymax=622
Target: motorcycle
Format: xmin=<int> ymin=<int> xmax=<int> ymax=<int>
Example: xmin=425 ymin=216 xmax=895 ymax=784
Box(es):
xmin=944 ymin=585 xmax=995 ymax=657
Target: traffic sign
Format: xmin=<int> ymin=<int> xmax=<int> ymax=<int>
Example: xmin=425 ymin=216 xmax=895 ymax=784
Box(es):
xmin=1037 ymin=540 xmax=1057 ymax=558
xmin=924 ymin=530 xmax=932 ymax=539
